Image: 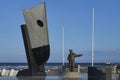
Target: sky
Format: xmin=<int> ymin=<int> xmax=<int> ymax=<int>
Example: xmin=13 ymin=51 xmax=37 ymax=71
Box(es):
xmin=0 ymin=0 xmax=120 ymax=63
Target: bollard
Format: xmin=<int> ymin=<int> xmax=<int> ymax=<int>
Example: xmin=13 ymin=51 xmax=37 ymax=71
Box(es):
xmin=78 ymin=65 xmax=80 ymax=73
xmin=114 ymin=65 xmax=118 ymax=76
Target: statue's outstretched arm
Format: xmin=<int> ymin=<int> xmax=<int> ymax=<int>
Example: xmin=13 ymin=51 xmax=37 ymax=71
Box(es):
xmin=75 ymin=54 xmax=83 ymax=57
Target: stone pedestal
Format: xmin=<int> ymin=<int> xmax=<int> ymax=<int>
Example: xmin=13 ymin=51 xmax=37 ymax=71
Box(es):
xmin=62 ymin=72 xmax=80 ymax=78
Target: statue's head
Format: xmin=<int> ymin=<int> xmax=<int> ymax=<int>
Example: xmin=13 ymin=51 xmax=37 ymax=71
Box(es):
xmin=69 ymin=49 xmax=73 ymax=54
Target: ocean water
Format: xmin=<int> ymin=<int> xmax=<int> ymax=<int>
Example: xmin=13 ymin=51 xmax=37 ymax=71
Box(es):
xmin=0 ymin=63 xmax=118 ymax=80
xmin=0 ymin=63 xmax=106 ymax=71
xmin=0 ymin=62 xmax=106 ymax=66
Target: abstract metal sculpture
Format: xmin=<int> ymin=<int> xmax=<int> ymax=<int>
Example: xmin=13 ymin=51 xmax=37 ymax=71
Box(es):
xmin=18 ymin=2 xmax=50 ymax=76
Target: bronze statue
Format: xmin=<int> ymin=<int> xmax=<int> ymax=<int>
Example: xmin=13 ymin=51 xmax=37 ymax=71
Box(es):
xmin=67 ymin=49 xmax=82 ymax=72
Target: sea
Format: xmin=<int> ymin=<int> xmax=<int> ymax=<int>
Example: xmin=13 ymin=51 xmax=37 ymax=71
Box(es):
xmin=0 ymin=63 xmax=119 ymax=80
xmin=0 ymin=63 xmax=106 ymax=71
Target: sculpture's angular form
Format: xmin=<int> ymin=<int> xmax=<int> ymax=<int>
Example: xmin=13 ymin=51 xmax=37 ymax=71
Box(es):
xmin=18 ymin=2 xmax=50 ymax=76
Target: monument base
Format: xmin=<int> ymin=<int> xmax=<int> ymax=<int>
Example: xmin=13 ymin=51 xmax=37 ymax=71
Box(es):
xmin=62 ymin=72 xmax=80 ymax=78
xmin=88 ymin=66 xmax=112 ymax=80
xmin=17 ymin=69 xmax=46 ymax=76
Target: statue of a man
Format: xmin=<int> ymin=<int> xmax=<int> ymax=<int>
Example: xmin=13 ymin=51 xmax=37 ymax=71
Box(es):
xmin=67 ymin=49 xmax=82 ymax=72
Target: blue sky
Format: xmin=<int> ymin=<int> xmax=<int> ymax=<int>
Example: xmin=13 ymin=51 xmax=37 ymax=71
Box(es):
xmin=0 ymin=0 xmax=120 ymax=63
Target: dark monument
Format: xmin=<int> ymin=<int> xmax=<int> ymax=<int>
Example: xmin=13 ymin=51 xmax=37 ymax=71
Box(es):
xmin=17 ymin=2 xmax=50 ymax=76
xmin=88 ymin=66 xmax=112 ymax=80
xmin=67 ymin=49 xmax=82 ymax=72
